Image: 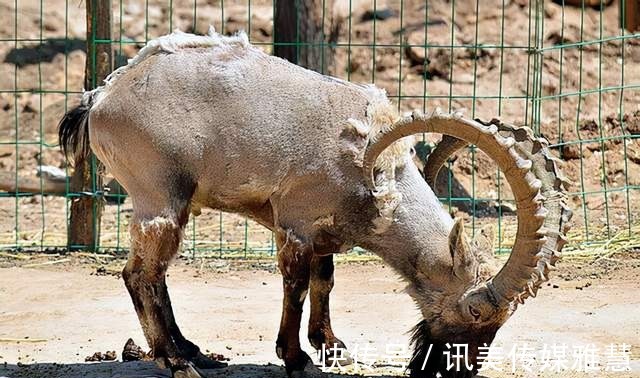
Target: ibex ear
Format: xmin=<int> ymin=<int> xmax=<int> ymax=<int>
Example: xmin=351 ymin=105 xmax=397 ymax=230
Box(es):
xmin=449 ymin=218 xmax=476 ymax=279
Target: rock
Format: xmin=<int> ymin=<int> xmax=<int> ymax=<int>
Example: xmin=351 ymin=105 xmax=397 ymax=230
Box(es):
xmin=125 ymin=3 xmax=143 ymax=16
xmin=623 ymin=111 xmax=640 ymax=135
xmin=85 ymin=350 xmax=117 ymax=362
xmin=347 ymin=58 xmax=361 ymax=74
xmin=493 ymin=201 xmax=517 ymax=213
xmin=361 ymin=8 xmax=397 ymax=22
xmin=21 ymin=94 xmax=40 ymax=114
xmin=122 ymin=339 xmax=149 ymax=362
xmin=0 ymin=95 xmax=11 ymax=112
xmin=43 ymin=18 xmax=59 ymax=32
xmin=85 ymin=352 xmax=103 ymax=362
xmin=104 ymin=351 xmax=117 ymax=361
xmin=375 ymin=51 xmax=397 ymax=72
xmin=404 ymin=26 xmax=464 ymax=80
xmin=205 ymin=352 xmax=229 ymax=362
xmin=627 ymin=142 xmax=640 ymax=164
xmin=541 ymin=75 xmax=558 ymax=96
xmin=332 ymin=0 xmax=369 ymax=20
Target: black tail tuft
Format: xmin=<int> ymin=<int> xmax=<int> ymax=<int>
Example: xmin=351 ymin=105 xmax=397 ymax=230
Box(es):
xmin=58 ymin=97 xmax=92 ymax=166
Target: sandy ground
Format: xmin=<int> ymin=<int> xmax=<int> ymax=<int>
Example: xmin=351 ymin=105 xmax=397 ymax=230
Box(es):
xmin=0 ymin=253 xmax=639 ymax=378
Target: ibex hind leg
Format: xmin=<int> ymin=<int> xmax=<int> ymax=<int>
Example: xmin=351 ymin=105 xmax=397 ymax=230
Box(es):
xmin=123 ymin=188 xmax=224 ymax=378
xmin=163 ymin=289 xmax=228 ymax=369
xmin=89 ymin=116 xmax=224 ymax=371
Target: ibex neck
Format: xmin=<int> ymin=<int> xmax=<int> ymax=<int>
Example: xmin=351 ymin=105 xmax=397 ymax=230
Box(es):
xmin=360 ymin=163 xmax=455 ymax=281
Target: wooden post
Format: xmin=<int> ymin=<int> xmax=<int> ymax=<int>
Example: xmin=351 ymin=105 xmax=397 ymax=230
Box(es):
xmin=68 ymin=0 xmax=111 ymax=251
xmin=621 ymin=0 xmax=640 ymax=32
xmin=274 ymin=0 xmax=337 ymax=74
xmin=273 ymin=1 xmax=298 ymax=64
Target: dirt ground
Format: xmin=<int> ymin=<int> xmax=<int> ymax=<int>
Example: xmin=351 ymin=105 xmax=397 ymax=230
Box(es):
xmin=0 ymin=253 xmax=639 ymax=378
xmin=0 ymin=0 xmax=639 ymax=251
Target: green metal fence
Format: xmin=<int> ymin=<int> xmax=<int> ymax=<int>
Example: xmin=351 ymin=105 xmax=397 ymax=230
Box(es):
xmin=0 ymin=0 xmax=638 ymax=256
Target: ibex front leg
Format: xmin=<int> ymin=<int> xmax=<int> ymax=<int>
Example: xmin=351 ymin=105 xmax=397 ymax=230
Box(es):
xmin=275 ymin=230 xmax=322 ymax=377
xmin=308 ymin=255 xmax=352 ymax=366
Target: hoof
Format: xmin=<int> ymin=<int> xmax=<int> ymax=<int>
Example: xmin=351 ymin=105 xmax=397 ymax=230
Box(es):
xmin=191 ymin=352 xmax=228 ymax=369
xmin=325 ymin=348 xmax=354 ymax=367
xmin=173 ymin=362 xmax=205 ymax=378
xmin=290 ymin=358 xmax=325 ymax=378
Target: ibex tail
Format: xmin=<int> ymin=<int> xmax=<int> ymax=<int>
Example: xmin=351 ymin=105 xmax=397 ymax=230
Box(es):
xmin=58 ymin=91 xmax=97 ymax=166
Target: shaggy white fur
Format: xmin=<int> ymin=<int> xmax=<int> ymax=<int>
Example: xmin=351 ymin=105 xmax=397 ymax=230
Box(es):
xmin=102 ymin=26 xmax=248 ymax=89
xmin=130 ymin=26 xmax=248 ymax=67
xmin=345 ymin=92 xmax=412 ymax=234
xmin=83 ymin=27 xmax=249 ymax=108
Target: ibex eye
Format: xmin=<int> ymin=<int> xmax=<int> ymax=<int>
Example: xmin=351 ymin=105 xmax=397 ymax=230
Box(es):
xmin=469 ymin=305 xmax=481 ymax=321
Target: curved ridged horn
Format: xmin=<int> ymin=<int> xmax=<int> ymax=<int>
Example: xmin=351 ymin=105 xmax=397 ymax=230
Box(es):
xmin=420 ymin=119 xmax=573 ymax=308
xmin=423 ymin=135 xmax=468 ymax=188
xmin=363 ymin=109 xmax=568 ymax=308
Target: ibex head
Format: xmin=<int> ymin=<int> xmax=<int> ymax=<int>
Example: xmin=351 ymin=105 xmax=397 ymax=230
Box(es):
xmin=362 ymin=110 xmax=572 ymax=377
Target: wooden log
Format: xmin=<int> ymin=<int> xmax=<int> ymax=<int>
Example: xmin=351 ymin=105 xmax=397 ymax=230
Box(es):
xmin=0 ymin=338 xmax=48 ymax=343
xmin=23 ymin=258 xmax=71 ymax=268
xmin=68 ymin=0 xmax=111 ymax=251
xmin=562 ymin=0 xmax=614 ymax=7
xmin=0 ymin=172 xmax=126 ymax=203
xmin=273 ymin=0 xmax=338 ymax=74
xmin=0 ymin=172 xmax=69 ymax=195
xmin=273 ymin=1 xmax=298 ymax=64
xmin=621 ymin=0 xmax=640 ymax=32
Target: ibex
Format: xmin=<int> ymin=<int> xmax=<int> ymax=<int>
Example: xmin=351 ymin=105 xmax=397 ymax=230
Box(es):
xmin=59 ymin=29 xmax=572 ymax=378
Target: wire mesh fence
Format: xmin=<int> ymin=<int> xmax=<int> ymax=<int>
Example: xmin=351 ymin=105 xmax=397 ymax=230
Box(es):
xmin=0 ymin=0 xmax=638 ymax=256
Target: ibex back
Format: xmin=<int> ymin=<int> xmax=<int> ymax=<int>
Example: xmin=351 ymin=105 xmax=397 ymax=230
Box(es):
xmin=59 ymin=29 xmax=572 ymax=378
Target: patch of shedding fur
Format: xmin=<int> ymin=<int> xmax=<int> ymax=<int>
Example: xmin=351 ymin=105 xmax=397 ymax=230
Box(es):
xmin=85 ymin=27 xmax=249 ymax=108
xmin=342 ymin=118 xmax=369 ymax=167
xmin=132 ymin=26 xmax=247 ymax=66
xmin=371 ymin=177 xmax=403 ymax=234
xmin=129 ymin=215 xmax=181 ymax=265
xmin=345 ymin=86 xmax=411 ymax=168
xmin=139 ymin=216 xmax=178 ymax=236
xmin=313 ymin=214 xmax=335 ymax=228
xmin=344 ymin=88 xmax=411 ymax=234
xmin=80 ymin=87 xmax=103 ymax=108
xmin=346 ymin=118 xmax=370 ymax=139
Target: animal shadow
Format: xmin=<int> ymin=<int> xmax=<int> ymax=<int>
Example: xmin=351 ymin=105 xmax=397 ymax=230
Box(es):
xmin=0 ymin=361 xmax=404 ymax=378
xmin=4 ymin=38 xmax=85 ymax=67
